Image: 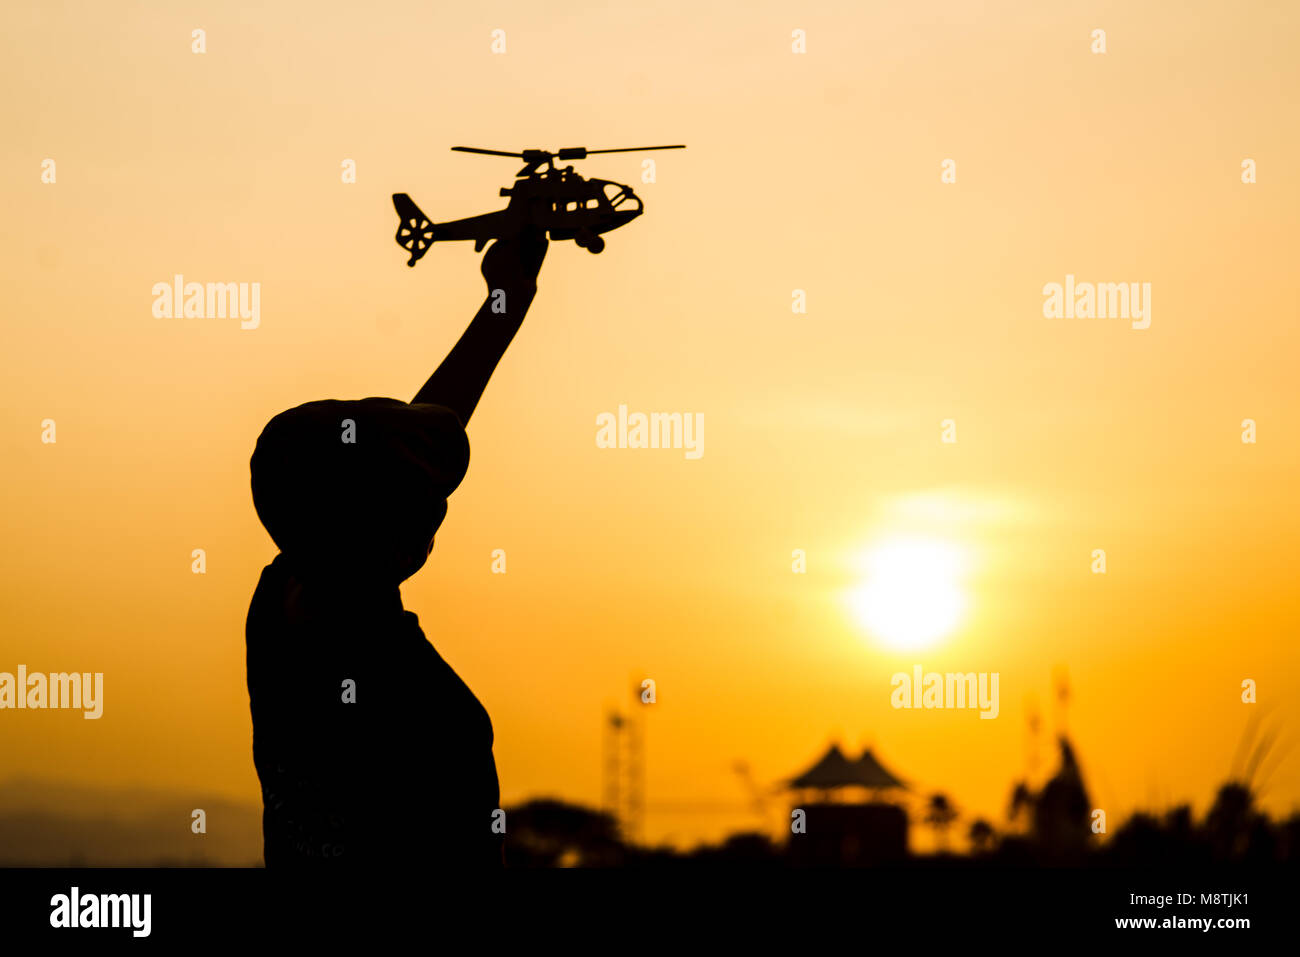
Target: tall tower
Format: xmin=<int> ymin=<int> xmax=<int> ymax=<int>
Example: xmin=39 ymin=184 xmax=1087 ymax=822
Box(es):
xmin=603 ymin=710 xmax=623 ymax=823
xmin=624 ymin=689 xmax=645 ymax=844
xmin=600 ymin=679 xmax=648 ymax=844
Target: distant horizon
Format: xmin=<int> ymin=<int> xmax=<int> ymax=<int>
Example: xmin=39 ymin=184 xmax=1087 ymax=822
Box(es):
xmin=2 ymin=706 xmax=1288 ymax=861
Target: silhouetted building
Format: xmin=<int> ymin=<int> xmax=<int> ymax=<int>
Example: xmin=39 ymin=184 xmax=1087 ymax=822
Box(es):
xmin=1028 ymin=736 xmax=1091 ymax=859
xmin=785 ymin=744 xmax=909 ymax=866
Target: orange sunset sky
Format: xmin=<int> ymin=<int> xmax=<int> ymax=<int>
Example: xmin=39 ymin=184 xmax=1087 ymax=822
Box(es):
xmin=2 ymin=0 xmax=1298 ymax=851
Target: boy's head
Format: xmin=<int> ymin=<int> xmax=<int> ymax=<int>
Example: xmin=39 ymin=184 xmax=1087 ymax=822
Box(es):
xmin=250 ymin=397 xmax=469 ymax=585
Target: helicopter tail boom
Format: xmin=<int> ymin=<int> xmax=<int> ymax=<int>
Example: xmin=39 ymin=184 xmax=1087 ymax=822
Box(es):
xmin=394 ymin=193 xmax=516 ymax=265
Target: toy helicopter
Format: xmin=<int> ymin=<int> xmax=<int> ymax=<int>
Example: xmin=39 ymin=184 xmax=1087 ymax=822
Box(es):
xmin=392 ymin=144 xmax=684 ymax=266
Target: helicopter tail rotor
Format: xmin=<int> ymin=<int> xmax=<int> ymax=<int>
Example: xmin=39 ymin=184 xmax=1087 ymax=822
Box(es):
xmin=393 ymin=193 xmax=435 ymax=267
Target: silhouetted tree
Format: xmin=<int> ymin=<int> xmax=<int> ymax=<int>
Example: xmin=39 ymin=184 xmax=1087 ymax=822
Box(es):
xmin=1205 ymin=782 xmax=1255 ymax=861
xmin=925 ymin=793 xmax=958 ymax=852
xmin=686 ymin=832 xmax=781 ymax=867
xmin=1007 ymin=781 xmax=1033 ymax=834
xmin=968 ymin=818 xmax=996 ymax=855
xmin=504 ymin=798 xmax=623 ymax=867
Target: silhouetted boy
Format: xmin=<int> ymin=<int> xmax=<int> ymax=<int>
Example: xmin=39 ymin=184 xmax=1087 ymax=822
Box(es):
xmin=245 ymin=232 xmax=546 ymax=867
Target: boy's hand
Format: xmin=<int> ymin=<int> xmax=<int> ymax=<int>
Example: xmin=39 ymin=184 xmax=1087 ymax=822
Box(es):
xmin=481 ymin=227 xmax=548 ymax=296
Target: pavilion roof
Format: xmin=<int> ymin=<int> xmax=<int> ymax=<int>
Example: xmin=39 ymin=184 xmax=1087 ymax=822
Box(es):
xmin=787 ymin=744 xmax=907 ymax=790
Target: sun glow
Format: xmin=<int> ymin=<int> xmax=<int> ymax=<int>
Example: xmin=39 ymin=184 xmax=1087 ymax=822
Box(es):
xmin=849 ymin=537 xmax=970 ymax=651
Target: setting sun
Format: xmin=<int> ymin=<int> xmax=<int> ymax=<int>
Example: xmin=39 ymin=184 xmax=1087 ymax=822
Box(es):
xmin=849 ymin=538 xmax=970 ymax=651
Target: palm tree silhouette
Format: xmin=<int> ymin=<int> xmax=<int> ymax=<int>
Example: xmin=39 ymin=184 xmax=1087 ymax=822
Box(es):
xmin=968 ymin=817 xmax=996 ymax=855
xmin=925 ymin=792 xmax=958 ymax=852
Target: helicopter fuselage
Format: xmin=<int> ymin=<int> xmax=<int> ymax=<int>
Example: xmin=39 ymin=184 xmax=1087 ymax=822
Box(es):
xmin=394 ymin=143 xmax=681 ymax=266
xmin=395 ymin=169 xmax=643 ymax=264
xmin=437 ymin=169 xmax=641 ymax=246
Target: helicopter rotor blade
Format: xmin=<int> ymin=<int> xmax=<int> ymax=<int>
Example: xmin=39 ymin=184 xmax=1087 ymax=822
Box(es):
xmin=451 ymin=146 xmax=528 ymax=158
xmin=581 ymin=145 xmax=686 ymax=154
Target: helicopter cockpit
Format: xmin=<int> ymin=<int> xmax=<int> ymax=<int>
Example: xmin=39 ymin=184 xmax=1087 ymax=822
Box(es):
xmin=601 ymin=182 xmax=643 ymax=213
